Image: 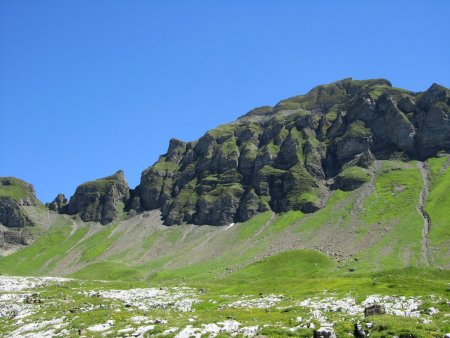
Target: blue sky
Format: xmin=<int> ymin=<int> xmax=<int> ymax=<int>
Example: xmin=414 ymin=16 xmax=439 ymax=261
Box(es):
xmin=1 ymin=1 xmax=449 ymax=202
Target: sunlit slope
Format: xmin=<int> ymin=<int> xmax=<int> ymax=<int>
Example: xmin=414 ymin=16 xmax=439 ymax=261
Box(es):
xmin=0 ymin=159 xmax=448 ymax=281
xmin=426 ymin=155 xmax=450 ymax=268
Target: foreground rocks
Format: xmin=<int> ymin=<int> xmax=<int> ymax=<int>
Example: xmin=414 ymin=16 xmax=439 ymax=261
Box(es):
xmin=0 ymin=276 xmax=447 ymax=337
xmin=364 ymin=304 xmax=386 ymax=317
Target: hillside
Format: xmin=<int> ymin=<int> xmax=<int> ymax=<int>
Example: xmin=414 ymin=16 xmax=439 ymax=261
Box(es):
xmin=0 ymin=78 xmax=449 ymax=275
xmin=0 ymin=79 xmax=449 ymax=336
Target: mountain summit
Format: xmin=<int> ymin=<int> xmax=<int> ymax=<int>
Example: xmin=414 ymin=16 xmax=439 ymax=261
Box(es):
xmin=119 ymin=78 xmax=449 ymax=226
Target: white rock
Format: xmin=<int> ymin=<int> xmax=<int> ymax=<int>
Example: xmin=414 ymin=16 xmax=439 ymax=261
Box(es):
xmin=202 ymin=323 xmax=221 ymax=334
xmin=222 ymin=294 xmax=284 ymax=309
xmin=90 ymin=286 xmax=199 ymax=312
xmin=132 ymin=325 xmax=155 ymax=336
xmin=130 ymin=316 xmax=151 ymax=324
xmin=87 ymin=323 xmax=112 ymax=332
xmin=175 ymin=325 xmax=202 ymax=338
xmin=162 ymin=327 xmax=179 ymax=335
xmin=239 ymin=325 xmax=259 ymax=337
xmin=428 ymin=307 xmax=439 ymax=315
xmin=118 ymin=327 xmax=134 ymax=334
xmin=218 ymin=319 xmax=240 ymax=332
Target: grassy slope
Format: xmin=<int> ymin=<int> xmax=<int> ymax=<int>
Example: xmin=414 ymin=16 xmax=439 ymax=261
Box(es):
xmin=1 ymin=160 xmax=450 ymax=335
xmin=0 ymin=177 xmax=36 ymax=201
xmin=353 ymin=161 xmax=423 ymax=270
xmin=426 ymin=155 xmax=450 ymax=267
xmin=0 ymin=159 xmax=448 ymax=285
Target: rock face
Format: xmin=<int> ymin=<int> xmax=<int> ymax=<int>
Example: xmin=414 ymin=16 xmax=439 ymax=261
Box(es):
xmin=48 ymin=194 xmax=68 ymax=213
xmin=66 ymin=171 xmax=129 ymax=224
xmin=0 ymin=177 xmax=39 ymax=228
xmin=130 ymin=78 xmax=450 ymax=225
xmin=0 ymin=177 xmax=40 ymax=248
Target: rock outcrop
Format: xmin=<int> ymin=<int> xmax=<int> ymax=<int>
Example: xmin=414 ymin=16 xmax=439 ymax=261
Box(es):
xmin=130 ymin=79 xmax=449 ymax=225
xmin=48 ymin=194 xmax=68 ymax=213
xmin=66 ymin=171 xmax=129 ymax=224
xmin=364 ymin=304 xmax=386 ymax=317
xmin=0 ymin=177 xmax=39 ymax=228
xmin=0 ymin=177 xmax=40 ymax=249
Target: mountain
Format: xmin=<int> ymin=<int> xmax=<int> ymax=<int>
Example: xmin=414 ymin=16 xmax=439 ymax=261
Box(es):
xmin=132 ymin=78 xmax=450 ymax=226
xmin=0 ymin=78 xmax=449 ymax=273
xmin=1 ymin=78 xmax=450 ymax=336
xmin=50 ymin=77 xmax=449 ymax=227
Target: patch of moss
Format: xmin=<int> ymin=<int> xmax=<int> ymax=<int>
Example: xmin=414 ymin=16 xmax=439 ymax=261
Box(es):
xmin=335 ymin=166 xmax=371 ymax=191
xmin=342 ymin=120 xmax=372 ymax=139
xmin=259 ymin=165 xmax=286 ymax=176
xmin=207 ymin=124 xmax=236 ymax=139
xmin=151 ymin=158 xmax=179 ymax=172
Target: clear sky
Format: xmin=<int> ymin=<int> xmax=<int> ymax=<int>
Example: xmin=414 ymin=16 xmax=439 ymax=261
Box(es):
xmin=1 ymin=1 xmax=449 ymax=202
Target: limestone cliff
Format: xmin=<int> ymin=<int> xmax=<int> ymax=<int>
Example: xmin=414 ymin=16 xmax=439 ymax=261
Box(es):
xmin=133 ymin=78 xmax=449 ymax=225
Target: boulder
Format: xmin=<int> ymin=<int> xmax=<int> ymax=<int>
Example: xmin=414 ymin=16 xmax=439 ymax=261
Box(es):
xmin=314 ymin=327 xmax=336 ymax=338
xmin=364 ymin=304 xmax=386 ymax=317
xmin=354 ymin=322 xmax=367 ymax=337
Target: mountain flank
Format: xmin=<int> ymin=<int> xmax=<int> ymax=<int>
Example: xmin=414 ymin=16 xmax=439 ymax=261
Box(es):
xmin=1 ymin=78 xmax=449 ymax=229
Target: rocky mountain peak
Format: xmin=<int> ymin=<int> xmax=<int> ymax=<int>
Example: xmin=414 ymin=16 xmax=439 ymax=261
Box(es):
xmin=129 ymin=78 xmax=449 ymax=226
xmin=39 ymin=79 xmax=449 ymax=226
xmin=66 ymin=170 xmax=130 ymax=224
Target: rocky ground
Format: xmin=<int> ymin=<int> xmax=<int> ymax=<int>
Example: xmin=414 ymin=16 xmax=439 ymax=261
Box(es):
xmin=0 ymin=276 xmax=449 ymax=337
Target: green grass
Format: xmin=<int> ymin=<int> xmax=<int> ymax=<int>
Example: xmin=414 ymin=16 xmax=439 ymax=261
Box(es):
xmin=79 ymin=226 xmax=120 ymax=262
xmin=0 ymin=177 xmax=39 ymax=203
xmin=236 ymin=211 xmax=272 ymax=240
xmin=335 ymin=166 xmax=371 ymax=190
xmin=426 ymin=156 xmax=450 ymax=265
xmin=207 ymin=123 xmax=236 ymax=139
xmin=151 ymin=158 xmax=179 ymax=172
xmin=2 ymin=264 xmax=448 ymax=337
xmin=226 ymin=250 xmax=335 ymax=282
xmin=296 ymin=189 xmax=350 ymax=234
xmin=0 ymin=220 xmax=88 ymax=275
xmin=70 ymin=261 xmax=148 ymax=280
xmin=354 ymin=161 xmax=423 ymax=270
xmin=341 ymin=120 xmax=372 ymax=139
xmin=271 ymin=211 xmax=304 ymax=232
xmin=426 ymin=156 xmax=450 ymax=244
